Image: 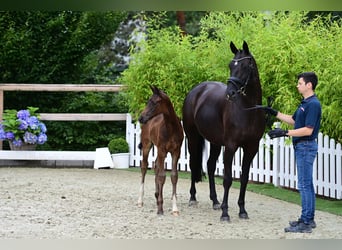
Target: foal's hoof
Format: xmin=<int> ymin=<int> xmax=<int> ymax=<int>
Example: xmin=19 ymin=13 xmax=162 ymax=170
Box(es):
xmin=157 ymin=211 xmax=164 ymax=216
xmin=171 ymin=211 xmax=180 ymax=216
xmin=239 ymin=212 xmax=249 ymax=219
xmin=137 ymin=202 xmax=143 ymax=208
xmin=220 ymin=215 xmax=231 ymax=222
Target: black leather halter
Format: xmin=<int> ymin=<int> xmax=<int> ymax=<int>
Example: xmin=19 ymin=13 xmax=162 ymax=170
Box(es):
xmin=226 ymin=56 xmax=252 ymax=100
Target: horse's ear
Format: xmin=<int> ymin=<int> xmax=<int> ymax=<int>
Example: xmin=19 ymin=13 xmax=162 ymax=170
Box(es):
xmin=230 ymin=41 xmax=238 ymax=54
xmin=242 ymin=41 xmax=250 ymax=54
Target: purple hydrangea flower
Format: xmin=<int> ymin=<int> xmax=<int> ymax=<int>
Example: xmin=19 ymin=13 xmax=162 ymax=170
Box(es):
xmin=18 ymin=119 xmax=29 ymax=130
xmin=0 ymin=125 xmax=6 ymax=140
xmin=1 ymin=108 xmax=48 ymax=146
xmin=39 ymin=122 xmax=47 ymax=133
xmin=23 ymin=131 xmax=37 ymax=144
xmin=12 ymin=139 xmax=23 ymax=147
xmin=37 ymin=133 xmax=47 ymax=144
xmin=17 ymin=110 xmax=30 ymax=120
xmin=28 ymin=116 xmax=39 ymax=130
xmin=5 ymin=132 xmax=15 ymax=140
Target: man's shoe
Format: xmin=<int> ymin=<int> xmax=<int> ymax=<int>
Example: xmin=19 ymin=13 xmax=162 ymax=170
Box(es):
xmin=289 ymin=218 xmax=316 ymax=229
xmin=284 ymin=222 xmax=312 ymax=233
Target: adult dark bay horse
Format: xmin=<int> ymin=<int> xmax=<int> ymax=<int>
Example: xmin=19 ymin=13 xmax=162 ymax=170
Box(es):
xmin=182 ymin=41 xmax=265 ymax=221
xmin=138 ymin=85 xmax=184 ymax=216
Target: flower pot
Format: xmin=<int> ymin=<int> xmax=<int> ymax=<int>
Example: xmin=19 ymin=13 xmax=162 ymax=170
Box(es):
xmin=9 ymin=141 xmax=37 ymax=151
xmin=111 ymin=153 xmax=130 ymax=169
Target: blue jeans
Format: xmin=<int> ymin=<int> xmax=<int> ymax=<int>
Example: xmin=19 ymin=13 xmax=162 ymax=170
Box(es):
xmin=294 ymin=140 xmax=317 ymax=224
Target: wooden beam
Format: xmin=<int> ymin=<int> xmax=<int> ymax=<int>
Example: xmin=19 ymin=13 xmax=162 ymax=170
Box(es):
xmin=0 ymin=150 xmax=96 ymax=161
xmin=39 ymin=113 xmax=127 ymax=121
xmin=0 ymin=84 xmax=126 ymax=92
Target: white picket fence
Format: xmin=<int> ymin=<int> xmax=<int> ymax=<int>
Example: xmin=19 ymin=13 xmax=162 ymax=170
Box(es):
xmin=125 ymin=114 xmax=342 ymax=200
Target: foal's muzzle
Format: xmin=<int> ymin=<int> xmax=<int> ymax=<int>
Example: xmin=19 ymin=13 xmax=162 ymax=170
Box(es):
xmin=138 ymin=115 xmax=147 ymax=124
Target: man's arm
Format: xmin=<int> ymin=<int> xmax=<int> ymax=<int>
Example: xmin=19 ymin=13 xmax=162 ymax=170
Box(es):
xmin=276 ymin=112 xmax=295 ymax=126
xmin=287 ymin=126 xmax=314 ymax=137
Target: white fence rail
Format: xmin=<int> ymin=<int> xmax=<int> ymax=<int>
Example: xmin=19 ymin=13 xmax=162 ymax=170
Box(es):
xmin=126 ymin=114 xmax=342 ymax=200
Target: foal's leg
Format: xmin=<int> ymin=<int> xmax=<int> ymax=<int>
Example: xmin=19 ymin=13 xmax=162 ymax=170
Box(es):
xmin=170 ymin=149 xmax=181 ymax=215
xmin=207 ymin=143 xmax=221 ymax=210
xmin=154 ymin=151 xmax=167 ymax=215
xmin=238 ymin=147 xmax=258 ymax=219
xmin=137 ymin=143 xmax=152 ymax=208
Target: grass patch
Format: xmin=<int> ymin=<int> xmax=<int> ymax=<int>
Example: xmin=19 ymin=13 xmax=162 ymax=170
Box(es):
xmin=125 ymin=167 xmax=341 ymax=216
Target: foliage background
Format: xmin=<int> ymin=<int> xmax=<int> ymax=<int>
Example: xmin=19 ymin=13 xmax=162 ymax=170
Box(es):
xmin=1 ymin=11 xmax=341 ymax=149
xmin=0 ymin=11 xmax=128 ymax=150
xmin=121 ymin=11 xmax=342 ymax=142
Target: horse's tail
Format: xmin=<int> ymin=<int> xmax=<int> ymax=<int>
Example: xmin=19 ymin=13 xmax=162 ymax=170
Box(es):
xmin=191 ymin=136 xmax=206 ymax=182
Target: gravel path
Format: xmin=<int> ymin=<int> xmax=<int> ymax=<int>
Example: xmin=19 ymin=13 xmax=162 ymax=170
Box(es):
xmin=0 ymin=167 xmax=341 ymax=239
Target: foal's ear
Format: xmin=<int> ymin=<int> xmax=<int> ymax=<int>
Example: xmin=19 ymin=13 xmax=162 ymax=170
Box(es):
xmin=230 ymin=41 xmax=238 ymax=54
xmin=150 ymin=85 xmax=160 ymax=95
xmin=242 ymin=41 xmax=250 ymax=54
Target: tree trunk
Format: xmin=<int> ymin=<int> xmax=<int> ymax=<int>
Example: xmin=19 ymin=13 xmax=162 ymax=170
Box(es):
xmin=176 ymin=11 xmax=186 ymax=36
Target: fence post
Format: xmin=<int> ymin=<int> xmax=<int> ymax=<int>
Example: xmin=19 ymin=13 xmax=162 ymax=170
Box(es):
xmin=336 ymin=143 xmax=342 ymax=199
xmin=272 ymin=137 xmax=280 ymax=187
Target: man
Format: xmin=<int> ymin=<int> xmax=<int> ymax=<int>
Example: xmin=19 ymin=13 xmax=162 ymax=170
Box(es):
xmin=264 ymin=72 xmax=321 ymax=233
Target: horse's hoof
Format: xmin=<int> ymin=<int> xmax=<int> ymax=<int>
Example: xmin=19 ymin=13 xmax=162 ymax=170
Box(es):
xmin=157 ymin=211 xmax=164 ymax=216
xmin=171 ymin=211 xmax=180 ymax=216
xmin=137 ymin=202 xmax=143 ymax=208
xmin=220 ymin=216 xmax=230 ymax=222
xmin=239 ymin=213 xmax=249 ymax=219
xmin=189 ymin=200 xmax=198 ymax=207
xmin=213 ymin=203 xmax=221 ymax=210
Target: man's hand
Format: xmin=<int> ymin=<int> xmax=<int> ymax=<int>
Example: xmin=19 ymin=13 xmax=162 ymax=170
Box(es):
xmin=260 ymin=106 xmax=278 ymax=116
xmin=268 ymin=128 xmax=288 ymax=139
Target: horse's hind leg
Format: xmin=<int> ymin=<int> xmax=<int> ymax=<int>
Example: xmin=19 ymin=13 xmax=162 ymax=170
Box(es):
xmin=186 ymin=130 xmax=204 ymax=207
xmin=208 ymin=143 xmax=221 ymax=210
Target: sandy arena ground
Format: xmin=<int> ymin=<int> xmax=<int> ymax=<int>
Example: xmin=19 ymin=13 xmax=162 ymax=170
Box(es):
xmin=0 ymin=167 xmax=341 ymax=239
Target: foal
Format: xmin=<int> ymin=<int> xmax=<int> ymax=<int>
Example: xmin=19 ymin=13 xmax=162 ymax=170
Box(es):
xmin=137 ymin=85 xmax=184 ymax=215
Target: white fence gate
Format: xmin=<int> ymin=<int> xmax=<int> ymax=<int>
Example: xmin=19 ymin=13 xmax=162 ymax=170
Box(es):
xmin=125 ymin=114 xmax=342 ymax=200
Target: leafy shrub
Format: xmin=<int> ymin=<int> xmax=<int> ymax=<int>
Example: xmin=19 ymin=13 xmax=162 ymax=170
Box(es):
xmin=120 ymin=11 xmax=342 ymax=142
xmin=108 ymin=137 xmax=129 ymax=154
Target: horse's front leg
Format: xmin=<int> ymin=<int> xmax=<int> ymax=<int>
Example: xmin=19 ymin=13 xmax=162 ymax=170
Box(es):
xmin=238 ymin=148 xmax=257 ymax=219
xmin=138 ymin=143 xmax=151 ymax=208
xmin=154 ymin=153 xmax=166 ymax=215
xmin=220 ymin=148 xmax=235 ymax=222
xmin=170 ymin=150 xmax=181 ymax=216
xmin=207 ymin=144 xmax=221 ymax=210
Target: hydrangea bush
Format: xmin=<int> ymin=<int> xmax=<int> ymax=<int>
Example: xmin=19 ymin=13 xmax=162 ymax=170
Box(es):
xmin=0 ymin=107 xmax=47 ymax=147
